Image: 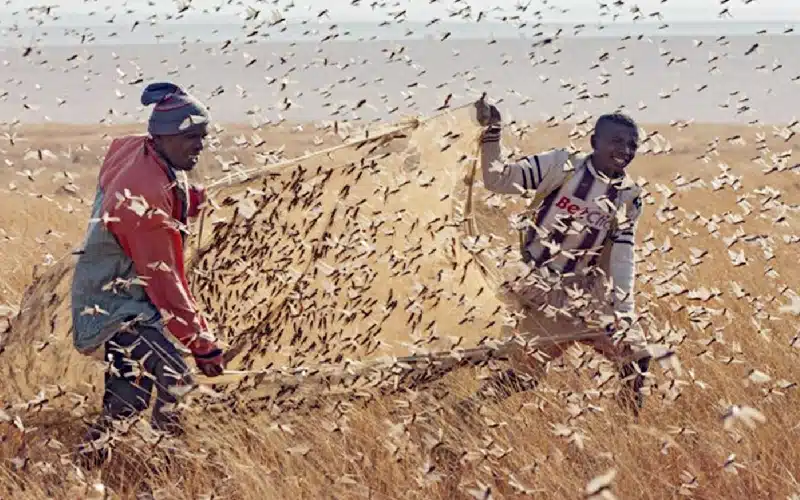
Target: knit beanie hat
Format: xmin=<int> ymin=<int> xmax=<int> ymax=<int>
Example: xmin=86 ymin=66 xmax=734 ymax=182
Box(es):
xmin=140 ymin=82 xmax=210 ymax=136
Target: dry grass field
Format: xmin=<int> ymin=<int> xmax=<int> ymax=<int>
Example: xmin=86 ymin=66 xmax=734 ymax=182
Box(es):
xmin=0 ymin=112 xmax=799 ymax=500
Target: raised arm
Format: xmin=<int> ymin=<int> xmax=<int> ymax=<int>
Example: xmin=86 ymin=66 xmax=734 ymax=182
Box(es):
xmin=106 ymin=181 xmax=221 ymax=362
xmin=480 ymin=124 xmax=570 ymax=195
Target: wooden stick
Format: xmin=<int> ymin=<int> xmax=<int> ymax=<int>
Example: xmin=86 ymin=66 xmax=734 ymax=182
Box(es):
xmin=193 ymin=328 xmax=642 ymax=387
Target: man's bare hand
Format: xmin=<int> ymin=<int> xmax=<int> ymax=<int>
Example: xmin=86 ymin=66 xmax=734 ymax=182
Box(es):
xmin=474 ymin=94 xmax=502 ymax=127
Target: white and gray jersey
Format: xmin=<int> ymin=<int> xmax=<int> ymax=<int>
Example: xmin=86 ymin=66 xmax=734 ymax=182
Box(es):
xmin=479 ymin=125 xmax=643 ymax=316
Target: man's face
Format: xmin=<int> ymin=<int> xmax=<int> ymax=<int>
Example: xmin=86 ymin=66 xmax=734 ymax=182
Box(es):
xmin=591 ymin=121 xmax=639 ymax=176
xmin=154 ymin=125 xmax=208 ymax=171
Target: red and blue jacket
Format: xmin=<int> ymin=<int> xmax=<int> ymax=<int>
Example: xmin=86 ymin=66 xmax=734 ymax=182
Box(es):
xmin=71 ymin=135 xmax=220 ymax=360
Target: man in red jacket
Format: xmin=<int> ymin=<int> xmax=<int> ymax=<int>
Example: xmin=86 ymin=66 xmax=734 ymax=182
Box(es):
xmin=72 ymin=82 xmax=224 ymax=462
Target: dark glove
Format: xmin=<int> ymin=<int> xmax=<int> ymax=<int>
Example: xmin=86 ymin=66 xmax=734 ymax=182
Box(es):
xmin=635 ymin=355 xmax=651 ymax=374
xmin=194 ymin=348 xmax=224 ymax=377
xmin=474 ymin=94 xmax=501 ymax=127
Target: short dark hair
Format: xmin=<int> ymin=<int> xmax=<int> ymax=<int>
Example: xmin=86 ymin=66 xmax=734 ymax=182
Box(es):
xmin=594 ymin=112 xmax=638 ymax=134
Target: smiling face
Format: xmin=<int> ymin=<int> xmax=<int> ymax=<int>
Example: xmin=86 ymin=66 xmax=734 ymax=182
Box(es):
xmin=152 ymin=124 xmax=208 ymax=171
xmin=590 ymin=119 xmax=640 ymax=177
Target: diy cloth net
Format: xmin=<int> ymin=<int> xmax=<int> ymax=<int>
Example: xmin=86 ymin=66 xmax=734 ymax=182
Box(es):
xmin=4 ymin=104 xmax=654 ymax=416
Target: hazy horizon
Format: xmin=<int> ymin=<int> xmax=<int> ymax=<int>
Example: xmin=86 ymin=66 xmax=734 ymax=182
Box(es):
xmin=1 ymin=19 xmax=798 ymax=49
xmin=2 ymin=0 xmax=799 ymax=25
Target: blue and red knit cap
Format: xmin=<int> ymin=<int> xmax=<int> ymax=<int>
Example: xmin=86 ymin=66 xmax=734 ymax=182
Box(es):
xmin=140 ymin=82 xmax=210 ymax=136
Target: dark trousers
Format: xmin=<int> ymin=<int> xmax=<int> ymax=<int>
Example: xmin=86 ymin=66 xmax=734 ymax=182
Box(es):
xmin=100 ymin=324 xmax=193 ymax=433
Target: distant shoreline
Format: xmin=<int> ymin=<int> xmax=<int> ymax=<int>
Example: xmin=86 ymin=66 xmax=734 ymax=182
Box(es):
xmin=0 ymin=20 xmax=798 ymax=48
xmin=1 ymin=18 xmax=799 ymax=27
xmin=0 ymin=32 xmax=797 ymax=51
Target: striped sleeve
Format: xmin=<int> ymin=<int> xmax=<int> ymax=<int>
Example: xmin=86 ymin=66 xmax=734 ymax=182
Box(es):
xmin=608 ymin=189 xmax=643 ymax=316
xmin=479 ymin=125 xmax=566 ymax=195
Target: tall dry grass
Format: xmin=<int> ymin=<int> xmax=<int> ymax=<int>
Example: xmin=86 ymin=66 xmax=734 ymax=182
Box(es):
xmin=0 ymin=116 xmax=799 ymax=500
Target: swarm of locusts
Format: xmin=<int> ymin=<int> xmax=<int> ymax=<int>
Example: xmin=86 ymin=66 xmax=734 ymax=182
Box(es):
xmin=0 ymin=1 xmax=799 ymax=499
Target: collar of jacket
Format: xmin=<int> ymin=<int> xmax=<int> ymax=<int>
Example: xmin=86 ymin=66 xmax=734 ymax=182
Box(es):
xmin=143 ymin=137 xmax=179 ymax=181
xmin=585 ymin=155 xmax=637 ymax=191
xmin=142 ymin=136 xmax=189 ymax=225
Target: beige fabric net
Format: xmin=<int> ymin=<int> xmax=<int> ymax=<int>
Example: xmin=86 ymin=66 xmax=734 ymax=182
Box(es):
xmin=185 ymin=105 xmax=511 ymax=406
xmin=2 ymin=103 xmax=659 ymax=417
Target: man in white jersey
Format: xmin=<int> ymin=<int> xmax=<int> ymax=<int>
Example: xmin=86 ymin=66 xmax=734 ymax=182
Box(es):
xmin=461 ymin=97 xmax=651 ymax=415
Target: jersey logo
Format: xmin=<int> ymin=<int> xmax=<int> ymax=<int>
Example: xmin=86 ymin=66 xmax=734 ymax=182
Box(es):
xmin=553 ymin=195 xmax=613 ymax=230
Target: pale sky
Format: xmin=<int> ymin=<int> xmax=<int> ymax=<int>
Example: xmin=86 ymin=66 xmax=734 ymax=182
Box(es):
xmin=3 ymin=0 xmax=800 ymax=22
